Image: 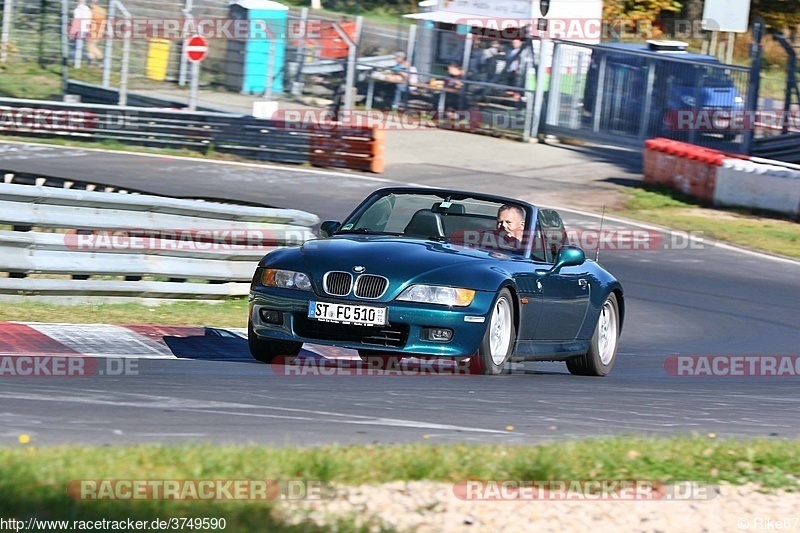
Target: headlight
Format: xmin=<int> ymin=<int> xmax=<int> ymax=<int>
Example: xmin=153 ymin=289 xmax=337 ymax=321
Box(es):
xmin=681 ymin=96 xmax=696 ymax=107
xmin=734 ymin=96 xmax=744 ymax=104
xmin=397 ymin=285 xmax=475 ymax=306
xmin=262 ymin=269 xmax=312 ymax=291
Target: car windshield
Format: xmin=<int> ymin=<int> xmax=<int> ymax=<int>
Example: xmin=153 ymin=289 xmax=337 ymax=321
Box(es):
xmin=337 ymin=191 xmax=529 ymax=253
xmin=664 ymin=64 xmax=735 ymax=89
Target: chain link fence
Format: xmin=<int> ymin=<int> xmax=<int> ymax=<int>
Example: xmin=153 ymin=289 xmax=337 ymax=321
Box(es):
xmin=541 ymin=40 xmax=753 ymax=152
xmin=2 ymin=2 xmax=793 ymax=154
xmin=0 ymin=0 xmax=407 ymax=112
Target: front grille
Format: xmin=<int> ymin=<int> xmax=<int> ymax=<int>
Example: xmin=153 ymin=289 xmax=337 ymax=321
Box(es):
xmin=323 ymin=271 xmax=353 ymax=296
xmin=354 ymin=274 xmax=389 ymax=299
xmin=295 ymin=317 xmax=408 ymax=348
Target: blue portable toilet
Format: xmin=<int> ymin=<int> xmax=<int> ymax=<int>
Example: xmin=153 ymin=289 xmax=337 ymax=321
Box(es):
xmin=225 ymin=0 xmax=288 ymax=94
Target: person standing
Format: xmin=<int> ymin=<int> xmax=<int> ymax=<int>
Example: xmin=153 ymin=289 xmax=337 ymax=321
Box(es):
xmin=86 ymin=0 xmax=107 ymax=66
xmin=391 ymin=51 xmax=418 ymax=111
xmin=505 ymin=39 xmax=533 ymax=87
xmin=444 ymin=62 xmax=467 ymax=113
xmin=69 ymin=0 xmax=92 ymax=66
xmin=481 ymin=40 xmax=505 ymax=82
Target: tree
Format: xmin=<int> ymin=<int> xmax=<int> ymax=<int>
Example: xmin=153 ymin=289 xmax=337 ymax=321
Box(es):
xmin=682 ymin=0 xmax=703 ymax=23
xmin=750 ymin=0 xmax=800 ymax=33
xmin=603 ymin=0 xmax=682 ymax=22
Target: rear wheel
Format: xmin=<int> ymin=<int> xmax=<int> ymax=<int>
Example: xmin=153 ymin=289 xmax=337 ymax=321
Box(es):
xmin=469 ymin=289 xmax=516 ymax=375
xmin=248 ymin=319 xmax=302 ymax=364
xmin=567 ymin=293 xmax=619 ymax=376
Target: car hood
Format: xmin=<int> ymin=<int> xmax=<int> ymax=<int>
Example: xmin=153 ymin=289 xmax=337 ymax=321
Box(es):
xmin=263 ymin=235 xmax=521 ymax=296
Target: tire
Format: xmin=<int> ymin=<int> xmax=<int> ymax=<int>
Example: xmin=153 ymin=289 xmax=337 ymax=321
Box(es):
xmin=567 ymin=293 xmax=620 ymax=376
xmin=248 ymin=319 xmax=302 ymax=364
xmin=469 ymin=289 xmax=516 ymax=375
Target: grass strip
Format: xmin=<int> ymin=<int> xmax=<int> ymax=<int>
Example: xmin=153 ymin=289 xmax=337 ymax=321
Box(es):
xmin=0 ymin=298 xmax=249 ymax=328
xmin=0 ymin=62 xmax=63 ymax=100
xmin=615 ymin=187 xmax=800 ymax=259
xmin=0 ymin=437 xmax=798 ymax=526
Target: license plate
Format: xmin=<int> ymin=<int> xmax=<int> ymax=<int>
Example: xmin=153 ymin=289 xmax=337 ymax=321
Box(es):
xmin=308 ymin=301 xmax=387 ymax=326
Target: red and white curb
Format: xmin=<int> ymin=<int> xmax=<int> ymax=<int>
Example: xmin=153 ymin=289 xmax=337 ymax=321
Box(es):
xmin=0 ymin=322 xmax=243 ymax=360
xmin=0 ymin=322 xmax=356 ymax=362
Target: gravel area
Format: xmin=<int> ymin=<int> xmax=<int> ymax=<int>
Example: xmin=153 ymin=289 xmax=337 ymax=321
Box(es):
xmin=277 ymin=481 xmax=800 ymax=532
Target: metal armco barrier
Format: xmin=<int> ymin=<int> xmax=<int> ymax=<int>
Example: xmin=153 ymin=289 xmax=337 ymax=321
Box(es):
xmin=0 ymin=98 xmax=385 ymax=173
xmin=65 ymin=81 xmax=229 ymax=113
xmin=644 ymin=138 xmax=800 ymax=219
xmin=751 ymin=132 xmax=800 ymax=165
xmin=0 ymin=182 xmax=320 ymax=300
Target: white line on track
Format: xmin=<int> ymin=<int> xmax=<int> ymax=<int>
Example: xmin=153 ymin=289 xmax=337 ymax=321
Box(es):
xmin=153 ymin=408 xmax=513 ymax=434
xmin=0 ymin=391 xmax=511 ymax=434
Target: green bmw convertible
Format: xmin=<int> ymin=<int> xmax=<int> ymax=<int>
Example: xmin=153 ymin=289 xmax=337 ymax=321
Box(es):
xmin=248 ymin=187 xmax=623 ymax=376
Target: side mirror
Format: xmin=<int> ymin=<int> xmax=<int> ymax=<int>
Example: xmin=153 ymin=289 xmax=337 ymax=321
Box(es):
xmin=553 ymin=245 xmax=585 ymax=271
xmin=319 ymin=221 xmax=341 ymax=238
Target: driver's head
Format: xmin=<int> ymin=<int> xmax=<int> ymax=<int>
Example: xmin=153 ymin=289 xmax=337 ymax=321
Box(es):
xmin=497 ymin=205 xmax=525 ymax=241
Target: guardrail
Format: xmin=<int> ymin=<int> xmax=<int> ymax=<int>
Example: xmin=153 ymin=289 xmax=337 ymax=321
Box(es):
xmin=751 ymin=132 xmax=800 ymax=164
xmin=0 ymin=182 xmax=319 ymax=300
xmin=65 ymin=81 xmax=229 ymax=113
xmin=0 ymin=98 xmax=385 ymax=173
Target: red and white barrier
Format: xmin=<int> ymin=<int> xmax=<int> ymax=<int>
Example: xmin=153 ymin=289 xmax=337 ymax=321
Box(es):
xmin=643 ymin=138 xmax=800 ymax=218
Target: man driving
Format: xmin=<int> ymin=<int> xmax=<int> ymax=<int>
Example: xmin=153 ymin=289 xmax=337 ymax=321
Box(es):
xmin=496 ymin=204 xmax=526 ymax=250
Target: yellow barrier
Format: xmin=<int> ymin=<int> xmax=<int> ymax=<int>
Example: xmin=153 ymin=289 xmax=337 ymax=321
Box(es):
xmin=146 ymin=39 xmax=171 ymax=82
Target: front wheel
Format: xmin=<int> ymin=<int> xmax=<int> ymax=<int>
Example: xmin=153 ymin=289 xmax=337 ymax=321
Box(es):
xmin=567 ymin=293 xmax=620 ymax=376
xmin=248 ymin=319 xmax=302 ymax=364
xmin=469 ymin=289 xmax=516 ymax=375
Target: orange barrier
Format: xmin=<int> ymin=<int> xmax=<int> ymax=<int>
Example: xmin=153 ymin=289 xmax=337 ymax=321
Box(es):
xmin=643 ymin=139 xmax=726 ymax=202
xmin=309 ymin=125 xmax=385 ymax=173
xmin=293 ymin=21 xmax=357 ymax=60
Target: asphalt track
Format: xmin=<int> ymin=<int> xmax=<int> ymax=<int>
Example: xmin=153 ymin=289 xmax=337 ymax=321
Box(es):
xmin=1 ymin=141 xmax=799 ymax=446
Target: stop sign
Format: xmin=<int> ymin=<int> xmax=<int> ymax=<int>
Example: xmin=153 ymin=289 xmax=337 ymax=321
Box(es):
xmin=185 ymin=35 xmax=209 ymax=63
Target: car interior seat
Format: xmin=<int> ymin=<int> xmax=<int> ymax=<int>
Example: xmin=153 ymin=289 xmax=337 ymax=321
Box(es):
xmin=403 ymin=209 xmax=445 ymax=238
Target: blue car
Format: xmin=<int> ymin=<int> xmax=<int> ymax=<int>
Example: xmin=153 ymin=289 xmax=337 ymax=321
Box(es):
xmin=583 ymin=41 xmax=745 ymax=139
xmin=248 ymin=187 xmax=624 ymax=376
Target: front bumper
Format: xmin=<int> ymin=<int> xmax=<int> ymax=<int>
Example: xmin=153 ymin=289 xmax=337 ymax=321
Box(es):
xmin=249 ymin=287 xmax=495 ymax=357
